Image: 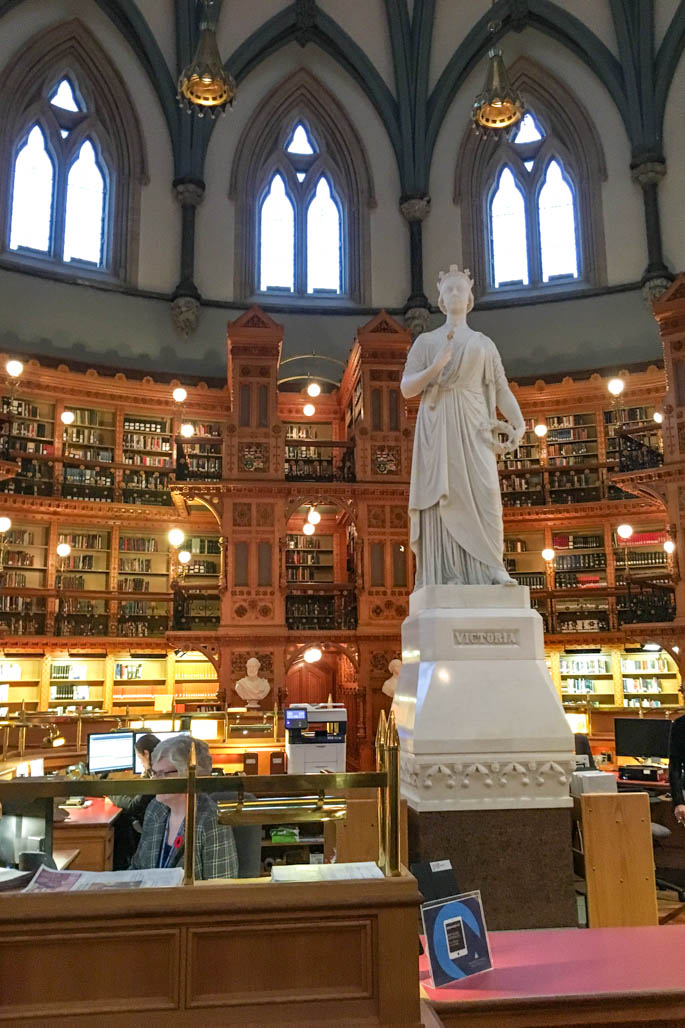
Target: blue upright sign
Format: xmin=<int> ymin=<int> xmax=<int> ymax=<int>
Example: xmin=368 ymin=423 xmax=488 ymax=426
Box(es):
xmin=421 ymin=890 xmax=492 ymax=987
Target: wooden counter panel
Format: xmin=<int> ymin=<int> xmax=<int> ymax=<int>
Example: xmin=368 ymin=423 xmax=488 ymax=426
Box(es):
xmin=187 ymin=917 xmax=372 ymax=1008
xmin=0 ymin=875 xmax=422 ymax=1026
xmin=0 ymin=928 xmax=179 ymax=1021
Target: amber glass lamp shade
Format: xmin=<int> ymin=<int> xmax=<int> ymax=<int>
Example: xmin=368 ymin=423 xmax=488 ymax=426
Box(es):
xmin=472 ymin=48 xmax=524 ymax=135
xmin=178 ymin=0 xmax=236 ymax=117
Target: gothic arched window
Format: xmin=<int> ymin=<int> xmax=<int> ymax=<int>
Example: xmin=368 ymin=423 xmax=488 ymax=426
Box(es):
xmin=0 ymin=22 xmax=147 ymax=283
xmin=9 ymin=78 xmax=109 ymax=267
xmin=257 ymin=123 xmax=343 ymax=296
xmin=230 ymin=70 xmax=374 ymax=304
xmin=487 ymin=114 xmax=580 ymax=290
xmin=455 ymin=59 xmax=607 ymax=300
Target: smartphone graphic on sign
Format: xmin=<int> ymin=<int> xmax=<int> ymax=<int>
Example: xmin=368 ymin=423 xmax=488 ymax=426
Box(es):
xmin=443 ymin=915 xmax=467 ymax=959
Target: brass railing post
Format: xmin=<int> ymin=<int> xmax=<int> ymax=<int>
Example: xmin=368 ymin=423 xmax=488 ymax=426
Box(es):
xmin=376 ymin=710 xmax=388 ymax=873
xmin=184 ymin=740 xmax=198 ymax=885
xmin=384 ymin=711 xmax=401 ymax=877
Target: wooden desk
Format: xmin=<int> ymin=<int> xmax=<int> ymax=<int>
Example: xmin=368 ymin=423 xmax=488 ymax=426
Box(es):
xmin=53 ymin=848 xmax=80 ymax=870
xmin=0 ymin=871 xmax=422 ymax=1025
xmin=422 ymin=925 xmax=685 ymax=1027
xmin=53 ymin=798 xmax=120 ymax=871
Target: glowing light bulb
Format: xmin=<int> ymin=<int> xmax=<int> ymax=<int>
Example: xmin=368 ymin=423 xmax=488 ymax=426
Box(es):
xmin=616 ymin=523 xmax=633 ymax=541
xmin=541 ymin=548 xmax=555 ymax=562
xmin=307 ymin=382 xmax=321 ymax=398
xmin=307 ymin=508 xmax=321 ymax=525
xmin=0 ymin=516 xmax=11 ymax=533
xmin=180 ymin=422 xmax=194 ymax=438
xmin=178 ymin=550 xmax=191 ymax=565
xmin=607 ymin=377 xmax=625 ymax=397
xmin=5 ymin=359 xmax=23 ymax=378
xmin=302 ymin=522 xmax=315 ymax=536
xmin=172 ymin=387 xmax=187 ymax=403
xmin=653 ymin=411 xmax=663 ymax=424
xmin=168 ymin=528 xmax=185 ymax=547
xmin=60 ymin=410 xmax=75 ymax=425
xmin=303 ymin=403 xmax=316 ymax=417
xmin=664 ymin=540 xmax=676 ymax=555
xmin=534 ymin=423 xmax=547 ymax=438
xmin=303 ymin=646 xmax=322 ymax=664
xmin=56 ymin=542 xmax=71 ymax=558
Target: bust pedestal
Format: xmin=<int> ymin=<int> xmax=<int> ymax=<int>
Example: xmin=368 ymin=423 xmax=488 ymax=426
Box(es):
xmin=393 ymin=585 xmax=576 ymax=928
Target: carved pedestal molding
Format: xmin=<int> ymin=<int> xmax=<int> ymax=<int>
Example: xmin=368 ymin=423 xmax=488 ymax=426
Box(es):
xmin=393 ymin=585 xmax=574 ymax=811
xmin=642 ymin=276 xmax=673 ymax=308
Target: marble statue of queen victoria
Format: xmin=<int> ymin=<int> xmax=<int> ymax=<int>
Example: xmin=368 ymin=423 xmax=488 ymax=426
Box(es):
xmin=400 ymin=265 xmax=526 ymax=588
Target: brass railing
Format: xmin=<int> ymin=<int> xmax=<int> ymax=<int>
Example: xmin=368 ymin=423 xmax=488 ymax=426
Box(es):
xmin=0 ymin=711 xmax=402 ymax=882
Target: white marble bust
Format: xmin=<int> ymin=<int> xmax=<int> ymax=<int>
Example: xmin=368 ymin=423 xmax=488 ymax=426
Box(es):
xmin=382 ymin=658 xmax=402 ymax=698
xmin=235 ymin=657 xmax=271 ymax=707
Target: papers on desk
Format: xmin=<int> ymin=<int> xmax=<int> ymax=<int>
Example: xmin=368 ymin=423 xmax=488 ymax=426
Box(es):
xmin=271 ymin=861 xmax=384 ymax=883
xmin=0 ymin=868 xmax=35 ymax=892
xmin=23 ymin=866 xmax=184 ymax=892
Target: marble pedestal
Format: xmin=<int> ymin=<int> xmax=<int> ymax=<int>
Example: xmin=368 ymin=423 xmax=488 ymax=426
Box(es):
xmin=393 ymin=585 xmax=574 ymax=811
xmin=393 ymin=585 xmax=576 ymax=927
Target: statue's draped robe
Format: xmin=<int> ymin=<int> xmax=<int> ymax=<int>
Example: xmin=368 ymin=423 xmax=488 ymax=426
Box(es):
xmin=406 ymin=329 xmax=511 ymax=587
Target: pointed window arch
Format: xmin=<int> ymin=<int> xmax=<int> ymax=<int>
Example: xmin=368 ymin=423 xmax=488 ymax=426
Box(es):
xmin=230 ymin=70 xmax=374 ymax=304
xmin=455 ymin=58 xmax=606 ymax=300
xmin=0 ymin=21 xmax=147 ymax=283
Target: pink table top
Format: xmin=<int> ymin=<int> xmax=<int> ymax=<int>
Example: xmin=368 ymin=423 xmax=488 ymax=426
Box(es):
xmin=421 ymin=926 xmax=685 ymax=1006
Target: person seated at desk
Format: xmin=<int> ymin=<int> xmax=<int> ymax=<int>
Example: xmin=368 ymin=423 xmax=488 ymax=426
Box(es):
xmin=108 ymin=733 xmax=160 ymax=871
xmin=668 ymin=706 xmax=685 ymax=826
xmin=130 ymin=736 xmax=238 ymax=880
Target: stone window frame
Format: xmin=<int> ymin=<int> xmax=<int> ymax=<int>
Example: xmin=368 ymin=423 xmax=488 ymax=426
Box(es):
xmin=230 ymin=69 xmax=375 ymax=306
xmin=0 ymin=19 xmax=147 ymax=286
xmin=454 ymin=57 xmax=607 ymax=302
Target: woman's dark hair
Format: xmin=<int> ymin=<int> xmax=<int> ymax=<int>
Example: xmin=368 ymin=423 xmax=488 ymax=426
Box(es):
xmin=134 ymin=732 xmax=160 ymax=757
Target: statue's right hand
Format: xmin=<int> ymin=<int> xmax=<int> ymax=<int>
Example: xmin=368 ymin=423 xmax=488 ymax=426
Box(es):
xmin=433 ymin=344 xmax=451 ymax=373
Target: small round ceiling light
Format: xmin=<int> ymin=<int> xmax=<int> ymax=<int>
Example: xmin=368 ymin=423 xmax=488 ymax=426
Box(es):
xmin=303 ymin=646 xmax=322 ymax=664
xmin=0 ymin=516 xmax=12 ymax=533
xmin=303 ymin=403 xmax=316 ymax=417
xmin=664 ymin=539 xmax=676 ymax=555
xmin=172 ymin=387 xmax=187 ymax=403
xmin=541 ymin=548 xmax=555 ymax=562
xmin=60 ymin=410 xmax=75 ymax=426
xmin=180 ymin=422 xmax=194 ymax=438
xmin=653 ymin=411 xmax=663 ymax=424
xmin=56 ymin=542 xmax=71 ymax=558
xmin=307 ymin=507 xmax=321 ymax=525
xmin=607 ymin=377 xmax=625 ymax=397
xmin=616 ymin=523 xmax=633 ymax=541
xmin=302 ymin=522 xmax=315 ymax=536
xmin=306 ymin=382 xmax=321 ymax=398
xmin=5 ymin=359 xmax=23 ymax=378
xmin=534 ymin=423 xmax=547 ymax=438
xmin=178 ymin=550 xmax=192 ymax=565
xmin=168 ymin=528 xmax=185 ymax=547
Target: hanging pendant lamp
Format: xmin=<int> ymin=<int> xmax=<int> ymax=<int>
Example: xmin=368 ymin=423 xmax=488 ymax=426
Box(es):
xmin=472 ymin=44 xmax=524 ymax=138
xmin=178 ymin=0 xmax=236 ymax=118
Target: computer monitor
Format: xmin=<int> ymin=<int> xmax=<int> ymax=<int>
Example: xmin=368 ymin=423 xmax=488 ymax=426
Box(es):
xmin=87 ymin=731 xmax=135 ymax=774
xmin=0 ymin=795 xmax=53 ymax=867
xmin=614 ymin=717 xmax=672 ymax=760
xmin=134 ymin=730 xmax=189 ymax=773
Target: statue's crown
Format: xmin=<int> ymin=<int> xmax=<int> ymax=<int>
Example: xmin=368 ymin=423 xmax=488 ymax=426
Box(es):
xmin=437 ymin=264 xmax=473 ymax=291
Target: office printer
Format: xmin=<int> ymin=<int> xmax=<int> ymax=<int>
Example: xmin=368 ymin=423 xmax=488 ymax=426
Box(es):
xmin=284 ymin=703 xmax=347 ymax=773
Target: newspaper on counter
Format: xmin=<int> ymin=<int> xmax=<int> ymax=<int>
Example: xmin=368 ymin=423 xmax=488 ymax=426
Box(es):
xmin=23 ymin=865 xmax=184 ymax=892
